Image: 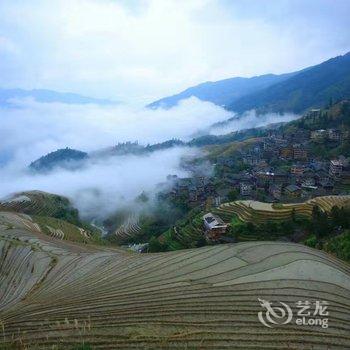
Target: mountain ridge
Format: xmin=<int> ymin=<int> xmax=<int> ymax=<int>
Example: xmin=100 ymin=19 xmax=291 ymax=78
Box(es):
xmin=229 ymin=52 xmax=350 ymax=113
xmin=148 ymin=52 xmax=350 ymax=114
xmin=148 ymin=72 xmax=297 ymax=109
xmin=0 ymin=88 xmax=117 ymax=106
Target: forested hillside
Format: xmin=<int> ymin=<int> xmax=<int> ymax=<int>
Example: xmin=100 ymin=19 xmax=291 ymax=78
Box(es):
xmin=148 ymin=72 xmax=295 ymax=108
xmin=229 ymin=52 xmax=350 ymax=113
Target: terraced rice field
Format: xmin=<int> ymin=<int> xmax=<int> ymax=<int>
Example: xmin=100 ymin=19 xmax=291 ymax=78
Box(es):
xmin=115 ymin=213 xmax=141 ymax=241
xmin=33 ymin=216 xmax=92 ymax=243
xmin=0 ymin=212 xmax=95 ymax=246
xmin=0 ymin=210 xmax=350 ymax=349
xmin=0 ymin=191 xmax=72 ymax=218
xmin=216 ymin=195 xmax=350 ymax=224
xmin=172 ymin=215 xmax=204 ymax=248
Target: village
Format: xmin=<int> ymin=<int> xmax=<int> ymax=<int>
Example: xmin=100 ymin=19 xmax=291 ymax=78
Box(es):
xmin=159 ymin=108 xmax=350 ymax=242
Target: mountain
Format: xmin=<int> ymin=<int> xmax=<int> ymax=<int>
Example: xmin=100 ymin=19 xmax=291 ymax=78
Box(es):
xmin=29 ymin=148 xmax=88 ymax=172
xmin=148 ymin=72 xmax=296 ymax=109
xmin=0 ymin=88 xmax=116 ymax=106
xmin=149 ymin=52 xmax=350 ymax=114
xmin=229 ymin=52 xmax=350 ymax=113
xmin=29 ymin=140 xmax=186 ymax=173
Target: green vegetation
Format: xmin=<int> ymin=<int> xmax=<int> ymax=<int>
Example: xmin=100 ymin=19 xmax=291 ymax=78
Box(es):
xmin=227 ymin=217 xmax=295 ymax=241
xmin=188 ymin=127 xmax=266 ymax=147
xmin=148 ymin=71 xmax=293 ymax=109
xmin=229 ymin=52 xmax=350 ymax=113
xmin=148 ymin=207 xmax=206 ymax=252
xmin=0 ymin=191 xmax=81 ymax=225
xmin=29 ymin=147 xmax=88 ymax=172
xmin=303 ymin=205 xmax=350 ymax=261
xmin=0 ymin=191 xmax=107 ymax=246
xmin=33 ymin=216 xmax=103 ymax=244
xmin=205 ymin=137 xmax=261 ymax=160
xmin=149 ymin=52 xmax=350 ymax=115
xmin=324 ymin=231 xmax=350 ymax=261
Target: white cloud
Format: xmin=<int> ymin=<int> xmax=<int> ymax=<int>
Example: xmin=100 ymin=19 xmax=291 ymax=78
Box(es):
xmin=0 ymin=0 xmax=349 ymax=102
xmin=0 ymin=97 xmax=301 ymax=219
xmin=0 ymin=97 xmax=231 ymax=169
xmin=0 ymin=147 xmax=193 ymax=219
xmin=0 ymin=97 xmax=229 ymax=217
xmin=210 ymin=110 xmax=299 ymax=136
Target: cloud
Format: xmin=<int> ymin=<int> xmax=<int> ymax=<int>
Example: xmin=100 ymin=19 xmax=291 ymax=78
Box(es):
xmin=0 ymin=147 xmax=194 ymax=219
xmin=0 ymin=97 xmax=230 ymax=218
xmin=0 ymin=97 xmax=231 ymax=168
xmin=0 ymin=0 xmax=349 ymax=102
xmin=209 ymin=110 xmax=299 ymax=135
xmin=0 ymin=97 xmax=301 ymax=220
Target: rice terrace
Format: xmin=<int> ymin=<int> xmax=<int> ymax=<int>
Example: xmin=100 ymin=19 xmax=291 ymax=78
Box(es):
xmin=1 ymin=1 xmax=350 ymax=349
xmin=216 ymin=196 xmax=350 ymax=224
xmin=0 ymin=207 xmax=350 ymax=349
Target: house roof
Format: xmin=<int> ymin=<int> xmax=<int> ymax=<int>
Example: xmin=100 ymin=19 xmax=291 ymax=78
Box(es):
xmin=285 ymin=184 xmax=301 ymax=192
xmin=203 ymin=213 xmax=227 ymax=229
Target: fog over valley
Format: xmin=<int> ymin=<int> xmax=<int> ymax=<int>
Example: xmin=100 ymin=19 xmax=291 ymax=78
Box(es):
xmin=0 ymin=94 xmax=301 ymax=219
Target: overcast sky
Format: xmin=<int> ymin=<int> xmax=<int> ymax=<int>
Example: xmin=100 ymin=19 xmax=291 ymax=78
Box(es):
xmin=0 ymin=0 xmax=349 ymax=103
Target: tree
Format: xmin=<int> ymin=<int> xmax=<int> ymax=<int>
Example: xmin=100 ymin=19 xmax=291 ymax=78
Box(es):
xmin=227 ymin=189 xmax=238 ymax=202
xmin=136 ymin=192 xmax=149 ymax=203
xmin=291 ymin=208 xmax=297 ymax=222
xmin=312 ymin=206 xmax=330 ymax=238
xmin=148 ymin=236 xmax=166 ymax=252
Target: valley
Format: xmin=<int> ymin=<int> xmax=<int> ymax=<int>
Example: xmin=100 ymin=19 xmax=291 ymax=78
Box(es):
xmin=1 ymin=41 xmax=350 ymax=349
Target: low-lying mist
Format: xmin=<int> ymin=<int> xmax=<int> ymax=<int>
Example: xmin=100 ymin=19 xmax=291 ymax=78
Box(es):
xmin=0 ymin=96 xmax=298 ymax=221
xmin=0 ymin=97 xmax=231 ymax=168
xmin=0 ymin=147 xmax=196 ymax=219
xmin=209 ymin=110 xmax=299 ymax=135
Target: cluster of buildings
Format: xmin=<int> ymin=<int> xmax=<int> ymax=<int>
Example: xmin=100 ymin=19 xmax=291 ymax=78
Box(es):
xmin=163 ymin=175 xmax=216 ymax=205
xmin=165 ymin=125 xmax=349 ymax=207
xmin=215 ymin=129 xmax=350 ymax=202
xmin=162 ymin=133 xmax=350 ymax=210
xmin=310 ymin=129 xmax=349 ymax=142
xmin=160 ymin=119 xmax=350 ymax=241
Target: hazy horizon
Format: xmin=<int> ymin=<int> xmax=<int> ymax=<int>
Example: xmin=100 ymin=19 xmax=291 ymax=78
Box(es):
xmin=0 ymin=0 xmax=348 ymax=219
xmin=1 ymin=0 xmax=349 ymax=103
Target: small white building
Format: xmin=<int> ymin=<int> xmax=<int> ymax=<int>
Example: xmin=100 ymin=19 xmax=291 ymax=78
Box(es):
xmin=203 ymin=213 xmax=228 ymax=240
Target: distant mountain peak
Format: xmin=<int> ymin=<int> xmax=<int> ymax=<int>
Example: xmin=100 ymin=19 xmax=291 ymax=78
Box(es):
xmin=147 ymin=72 xmax=297 ymax=109
xmin=228 ymin=51 xmax=350 ymax=114
xmin=0 ymin=88 xmax=118 ymax=106
xmin=29 ymin=148 xmax=88 ymax=173
xmin=148 ymin=52 xmax=350 ymax=115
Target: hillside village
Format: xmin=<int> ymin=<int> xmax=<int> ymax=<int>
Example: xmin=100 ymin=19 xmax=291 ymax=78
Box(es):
xmin=162 ymin=103 xmax=350 ymax=211
xmin=137 ymin=100 xmax=350 ymax=255
xmin=164 ymin=128 xmax=349 ymax=207
xmin=21 ymin=100 xmax=350 ymax=258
